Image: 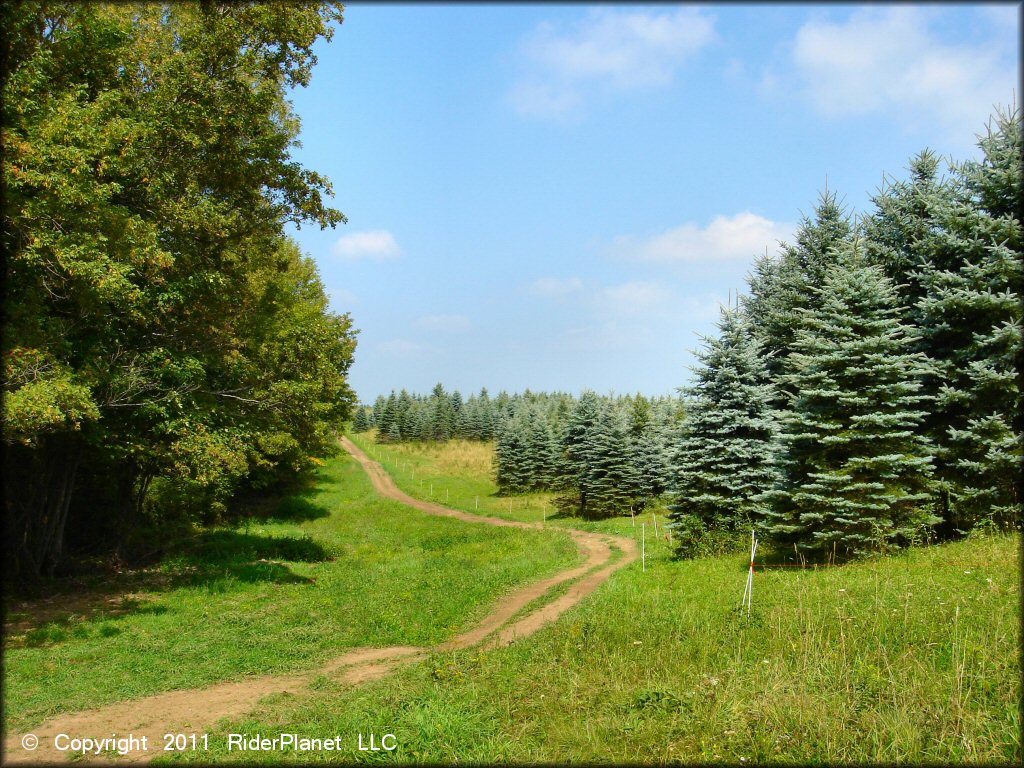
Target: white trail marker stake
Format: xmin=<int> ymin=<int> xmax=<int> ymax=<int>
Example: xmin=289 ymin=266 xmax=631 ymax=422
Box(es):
xmin=446 ymin=488 xmax=449 ymax=502
xmin=652 ymin=513 xmax=658 ymax=537
xmin=740 ymin=529 xmax=759 ymax=618
xmin=475 ymin=496 xmax=479 ymax=510
xmin=642 ymin=523 xmax=646 ymax=573
xmin=631 ymin=506 xmax=636 ymax=527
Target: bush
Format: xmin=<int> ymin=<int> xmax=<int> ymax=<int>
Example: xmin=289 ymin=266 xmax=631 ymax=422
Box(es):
xmin=669 ymin=514 xmax=750 ymax=560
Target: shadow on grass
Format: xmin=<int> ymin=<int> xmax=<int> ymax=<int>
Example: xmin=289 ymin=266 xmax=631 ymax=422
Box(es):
xmin=5 ymin=529 xmax=332 ymax=647
xmin=236 ymin=471 xmax=333 ymax=524
xmin=264 ymin=495 xmax=331 ymax=523
xmin=750 ymin=547 xmax=846 ymax=572
xmin=166 ymin=529 xmax=330 ymax=587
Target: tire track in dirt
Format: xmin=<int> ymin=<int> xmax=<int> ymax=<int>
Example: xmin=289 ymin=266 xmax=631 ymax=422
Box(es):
xmin=4 ymin=437 xmax=637 ymax=764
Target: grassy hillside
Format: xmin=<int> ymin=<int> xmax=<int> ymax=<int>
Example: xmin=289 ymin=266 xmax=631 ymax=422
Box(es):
xmin=184 ymin=434 xmax=1020 ymax=764
xmin=3 ymin=450 xmax=579 ymax=733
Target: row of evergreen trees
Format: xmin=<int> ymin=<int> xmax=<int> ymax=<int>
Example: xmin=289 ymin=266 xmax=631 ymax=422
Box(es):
xmin=669 ymin=108 xmax=1021 ymax=557
xmin=499 ymin=392 xmax=678 ymax=518
xmin=353 ymin=385 xmax=542 ymax=442
xmin=356 ymin=108 xmax=1019 ymax=557
xmin=352 ymin=387 xmax=682 ymax=519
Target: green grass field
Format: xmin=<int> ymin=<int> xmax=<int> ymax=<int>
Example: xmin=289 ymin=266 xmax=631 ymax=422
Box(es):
xmin=349 ymin=431 xmax=671 ymax=539
xmin=5 ymin=434 xmax=1019 ymax=765
xmin=2 ymin=450 xmax=579 ymax=734
xmin=171 ymin=434 xmax=1020 ymax=764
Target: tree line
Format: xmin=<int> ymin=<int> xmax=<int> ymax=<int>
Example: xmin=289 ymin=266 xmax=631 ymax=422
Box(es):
xmin=670 ymin=107 xmax=1020 ymax=558
xmin=3 ymin=2 xmax=356 ymax=584
xmin=351 ymin=388 xmax=682 ymax=518
xmin=360 ymin=107 xmax=1020 ymax=559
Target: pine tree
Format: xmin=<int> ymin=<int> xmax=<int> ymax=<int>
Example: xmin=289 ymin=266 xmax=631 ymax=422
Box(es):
xmin=915 ymin=108 xmax=1023 ymax=532
xmin=495 ymin=415 xmax=530 ymax=494
xmin=745 ymin=190 xmax=854 ymax=384
xmin=667 ymin=306 xmax=779 ymax=534
xmin=764 ymin=246 xmax=938 ymax=557
xmin=352 ymin=407 xmax=371 ymax=433
xmin=578 ymin=401 xmax=637 ymax=518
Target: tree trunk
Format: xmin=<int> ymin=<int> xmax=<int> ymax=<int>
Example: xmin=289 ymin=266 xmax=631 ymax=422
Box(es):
xmin=3 ymin=432 xmax=83 ymax=586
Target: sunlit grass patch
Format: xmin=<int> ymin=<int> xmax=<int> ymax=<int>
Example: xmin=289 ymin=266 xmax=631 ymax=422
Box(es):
xmin=3 ymin=450 xmax=578 ymax=733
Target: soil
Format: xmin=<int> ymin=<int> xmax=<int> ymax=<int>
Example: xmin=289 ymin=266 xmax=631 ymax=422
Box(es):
xmin=3 ymin=437 xmax=638 ymax=764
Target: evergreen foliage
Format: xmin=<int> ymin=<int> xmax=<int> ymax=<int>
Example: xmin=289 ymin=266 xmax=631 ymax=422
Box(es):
xmin=744 ymin=191 xmax=853 ymax=384
xmin=763 ymin=247 xmax=938 ymax=557
xmin=914 ymin=110 xmax=1023 ymax=532
xmin=352 ymin=407 xmax=372 ymax=433
xmin=668 ymin=306 xmax=779 ymax=542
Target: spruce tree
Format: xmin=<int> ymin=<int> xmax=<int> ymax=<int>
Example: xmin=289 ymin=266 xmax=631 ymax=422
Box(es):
xmin=764 ymin=246 xmax=938 ymax=556
xmin=863 ymin=149 xmax=957 ymax=316
xmin=429 ymin=383 xmax=454 ymax=441
xmin=627 ymin=422 xmax=670 ymax=506
xmin=578 ymin=401 xmax=637 ymax=518
xmin=522 ymin=407 xmax=559 ymax=490
xmin=667 ymin=306 xmax=779 ymax=534
xmin=376 ymin=392 xmax=398 ymax=442
xmin=915 ymin=108 xmax=1023 ymax=531
xmin=371 ymin=395 xmax=386 ymax=430
xmin=352 ymin=407 xmax=371 ymax=433
xmin=556 ymin=391 xmax=602 ymax=516
xmin=745 ymin=190 xmax=854 ymax=384
xmin=495 ymin=415 xmax=530 ymax=494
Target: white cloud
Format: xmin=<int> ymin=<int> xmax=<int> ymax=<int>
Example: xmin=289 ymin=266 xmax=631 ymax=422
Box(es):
xmin=612 ymin=212 xmax=792 ymax=264
xmin=415 ymin=314 xmax=472 ymax=333
xmin=529 ymin=276 xmax=584 ymax=298
xmin=333 ymin=230 xmax=401 ymax=261
xmin=510 ymin=7 xmax=716 ymax=119
xmin=790 ymin=7 xmax=1017 ymax=139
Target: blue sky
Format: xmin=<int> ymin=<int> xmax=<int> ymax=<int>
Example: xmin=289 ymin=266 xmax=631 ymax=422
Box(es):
xmin=284 ymin=3 xmax=1020 ymax=402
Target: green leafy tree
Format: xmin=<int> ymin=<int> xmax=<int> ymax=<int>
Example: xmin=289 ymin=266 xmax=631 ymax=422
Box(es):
xmin=2 ymin=1 xmax=352 ymax=580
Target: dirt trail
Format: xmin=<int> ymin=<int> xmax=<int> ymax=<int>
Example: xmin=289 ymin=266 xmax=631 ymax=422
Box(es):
xmin=4 ymin=438 xmax=637 ymax=764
